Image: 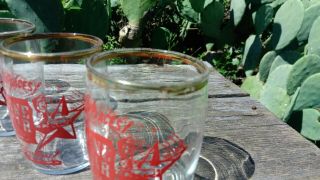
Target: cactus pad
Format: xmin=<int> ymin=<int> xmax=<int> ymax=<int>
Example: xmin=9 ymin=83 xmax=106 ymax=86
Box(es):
xmin=293 ymin=73 xmax=320 ymax=110
xmin=270 ymin=0 xmax=304 ymax=50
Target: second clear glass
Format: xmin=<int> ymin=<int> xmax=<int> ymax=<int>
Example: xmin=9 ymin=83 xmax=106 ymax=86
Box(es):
xmin=0 ymin=18 xmax=35 ymax=136
xmin=0 ymin=33 xmax=103 ymax=174
xmin=85 ymin=48 xmax=210 ymax=180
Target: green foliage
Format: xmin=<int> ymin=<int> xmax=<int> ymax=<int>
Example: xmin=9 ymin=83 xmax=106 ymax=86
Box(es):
xmin=64 ymin=0 xmax=110 ymax=39
xmin=200 ymin=1 xmax=224 ymax=38
xmin=151 ymin=27 xmax=175 ymax=50
xmin=189 ymin=0 xmax=213 ymax=12
xmin=5 ymin=0 xmax=65 ymax=33
xmin=1 ymin=0 xmax=110 ymax=38
xmin=177 ymin=0 xmax=200 ymax=23
xmin=0 ymin=10 xmax=14 ymax=18
xmin=103 ymin=35 xmax=120 ymax=50
xmin=204 ymin=44 xmax=241 ymax=80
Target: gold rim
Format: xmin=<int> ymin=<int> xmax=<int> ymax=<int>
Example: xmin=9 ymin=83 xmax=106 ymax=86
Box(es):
xmin=0 ymin=18 xmax=35 ymax=39
xmin=86 ymin=48 xmax=210 ymax=94
xmin=0 ymin=33 xmax=103 ymax=62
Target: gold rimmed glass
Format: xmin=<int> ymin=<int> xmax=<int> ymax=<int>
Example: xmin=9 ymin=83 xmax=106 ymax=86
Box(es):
xmin=0 ymin=18 xmax=35 ymax=137
xmin=85 ymin=48 xmax=210 ymax=179
xmin=0 ymin=33 xmax=102 ymax=174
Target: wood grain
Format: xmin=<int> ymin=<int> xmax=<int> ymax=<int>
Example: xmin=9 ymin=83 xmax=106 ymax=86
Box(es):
xmin=0 ymin=64 xmax=319 ymax=180
xmin=206 ymin=97 xmax=320 ymax=180
xmin=208 ymin=69 xmax=249 ymax=98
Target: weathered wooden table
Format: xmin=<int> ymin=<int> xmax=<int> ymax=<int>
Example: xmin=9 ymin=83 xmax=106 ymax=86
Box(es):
xmin=0 ymin=67 xmax=320 ymax=180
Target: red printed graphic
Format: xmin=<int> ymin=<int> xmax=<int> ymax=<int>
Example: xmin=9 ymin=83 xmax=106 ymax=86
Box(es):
xmin=0 ymin=81 xmax=6 ymax=106
xmin=7 ymin=96 xmax=36 ymax=144
xmin=85 ymin=96 xmax=187 ymax=180
xmin=2 ymin=71 xmax=42 ymax=96
xmin=4 ymin=72 xmax=84 ymax=166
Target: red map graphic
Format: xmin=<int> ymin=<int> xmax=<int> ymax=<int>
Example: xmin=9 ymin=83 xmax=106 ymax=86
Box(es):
xmin=85 ymin=96 xmax=186 ymax=180
xmin=4 ymin=72 xmax=84 ymax=166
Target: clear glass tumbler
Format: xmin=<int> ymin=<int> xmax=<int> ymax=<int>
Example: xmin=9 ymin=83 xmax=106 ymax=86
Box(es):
xmin=85 ymin=48 xmax=210 ymax=180
xmin=0 ymin=33 xmax=103 ymax=174
xmin=0 ymin=18 xmax=35 ymax=136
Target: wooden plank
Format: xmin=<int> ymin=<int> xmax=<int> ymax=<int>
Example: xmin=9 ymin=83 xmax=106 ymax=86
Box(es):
xmin=1 ymin=97 xmax=319 ymax=179
xmin=1 ymin=64 xmax=319 ymax=179
xmin=208 ymin=69 xmax=248 ymax=98
xmin=205 ymin=97 xmax=320 ymax=179
xmin=0 ymin=137 xmax=91 ymax=180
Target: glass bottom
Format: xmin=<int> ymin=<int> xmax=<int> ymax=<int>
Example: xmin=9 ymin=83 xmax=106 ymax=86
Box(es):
xmin=34 ymin=161 xmax=90 ymax=175
xmin=0 ymin=130 xmax=15 ymax=137
xmin=0 ymin=106 xmax=14 ymax=137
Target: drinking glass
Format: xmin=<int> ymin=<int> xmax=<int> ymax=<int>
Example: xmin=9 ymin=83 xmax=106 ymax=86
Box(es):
xmin=0 ymin=33 xmax=103 ymax=174
xmin=85 ymin=48 xmax=210 ymax=180
xmin=0 ymin=18 xmax=35 ymax=136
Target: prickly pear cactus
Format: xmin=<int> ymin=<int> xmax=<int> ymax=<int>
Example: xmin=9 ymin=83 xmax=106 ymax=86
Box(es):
xmin=200 ymin=1 xmax=224 ymax=38
xmin=265 ymin=64 xmax=292 ymax=89
xmin=119 ymin=0 xmax=157 ymax=47
xmin=308 ymin=16 xmax=320 ymax=56
xmin=241 ymin=75 xmax=264 ymax=100
xmin=242 ymin=35 xmax=262 ymax=76
xmin=252 ymin=4 xmax=274 ymax=35
xmin=120 ymin=0 xmax=157 ymax=26
xmin=241 ymin=0 xmax=320 ymax=145
xmin=270 ymin=0 xmax=288 ymax=8
xmin=230 ymin=0 xmax=246 ymax=26
xmin=260 ymin=86 xmax=291 ymax=119
xmin=270 ymin=0 xmax=304 ymax=50
xmin=296 ymin=3 xmax=320 ymax=43
xmin=293 ymin=73 xmax=320 ymax=111
xmin=259 ymin=51 xmax=278 ymax=82
xmin=269 ymin=51 xmax=301 ymax=73
xmin=287 ymin=55 xmax=320 ymax=95
xmin=300 ymin=109 xmax=320 ymax=141
xmin=259 ymin=65 xmax=292 ymax=119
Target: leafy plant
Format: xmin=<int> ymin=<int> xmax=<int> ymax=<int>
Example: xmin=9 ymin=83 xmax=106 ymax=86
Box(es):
xmin=103 ymin=35 xmax=121 ymax=50
xmin=1 ymin=0 xmax=110 ymax=39
xmin=5 ymin=0 xmax=65 ymax=32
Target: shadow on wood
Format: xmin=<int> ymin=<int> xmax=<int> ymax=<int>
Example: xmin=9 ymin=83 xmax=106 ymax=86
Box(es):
xmin=195 ymin=136 xmax=255 ymax=180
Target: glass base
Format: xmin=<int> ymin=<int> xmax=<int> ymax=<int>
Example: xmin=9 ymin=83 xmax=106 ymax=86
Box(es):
xmin=34 ymin=161 xmax=90 ymax=175
xmin=0 ymin=130 xmax=15 ymax=137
